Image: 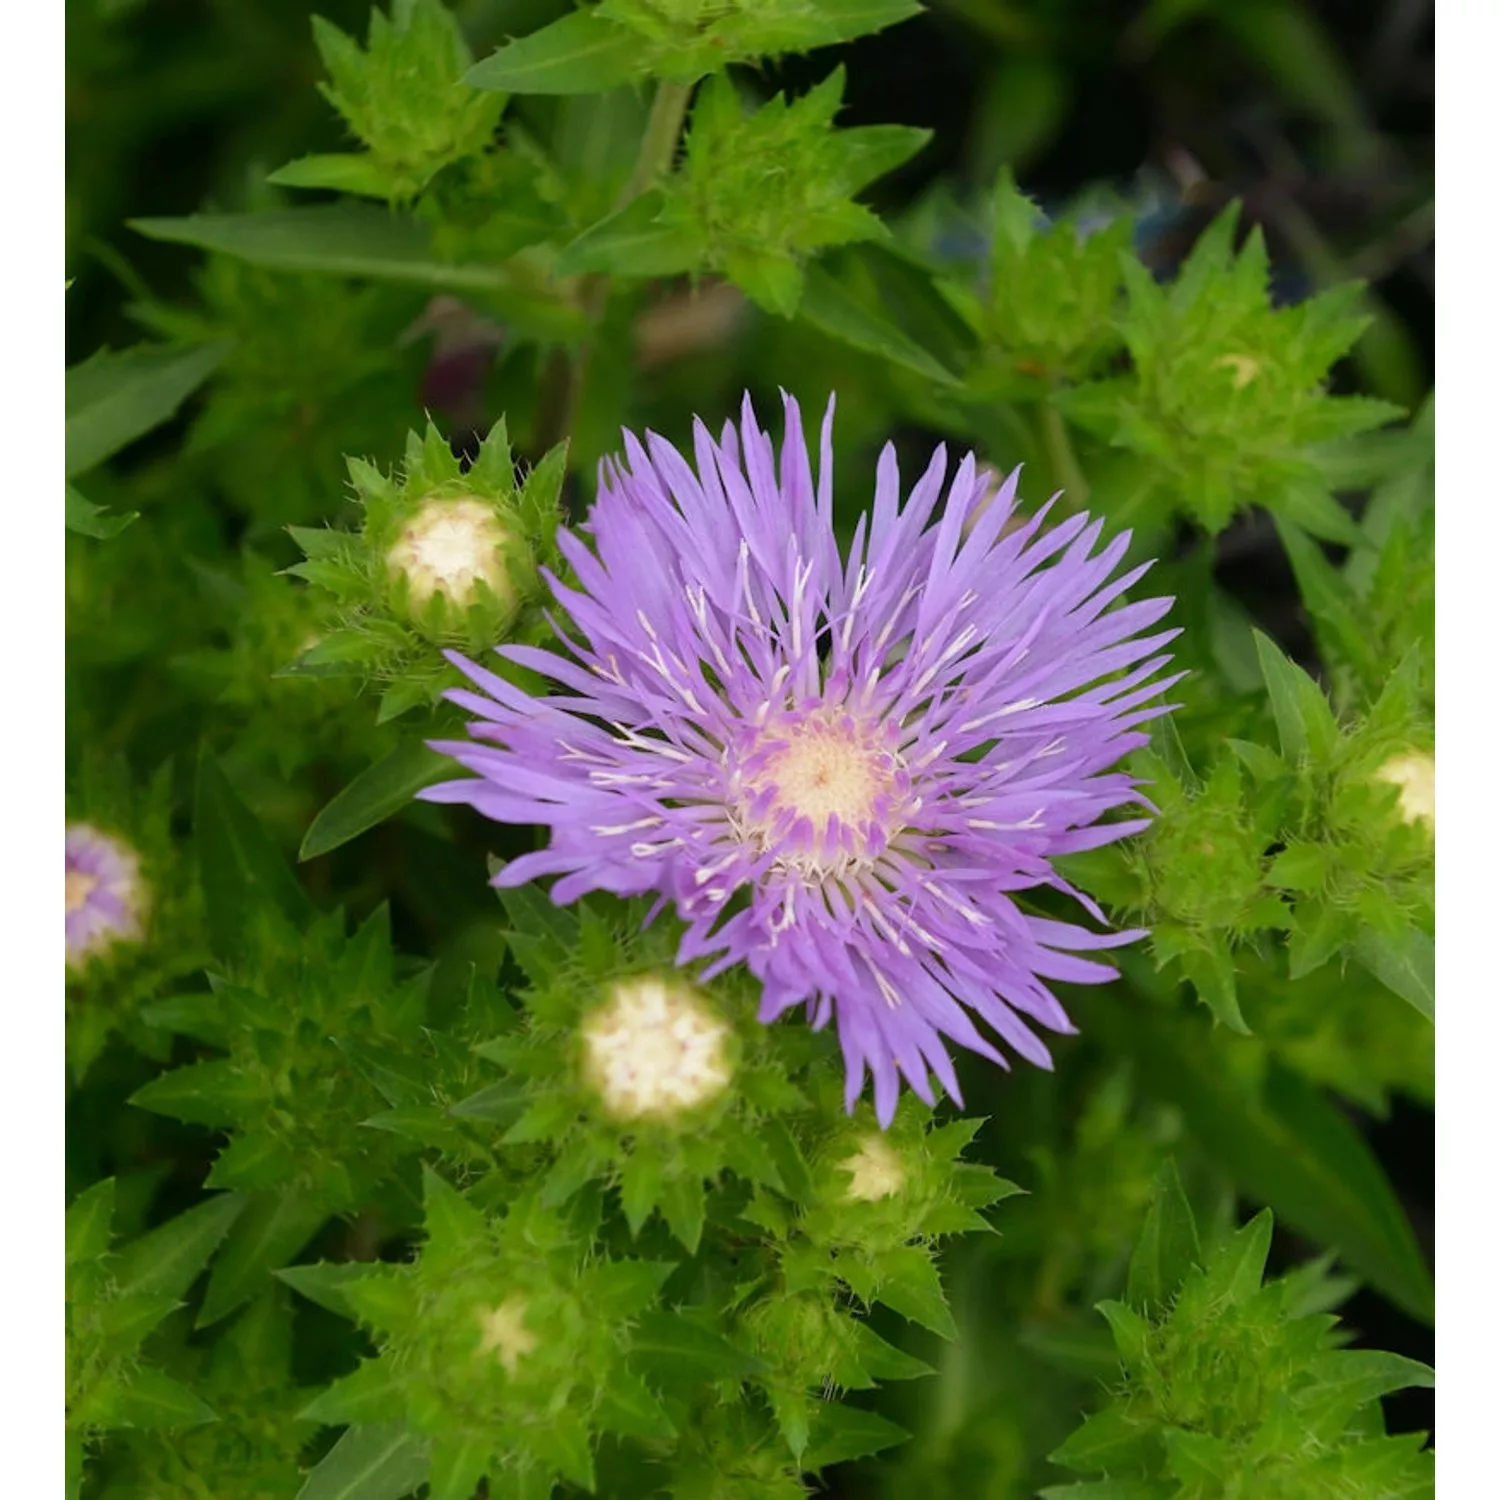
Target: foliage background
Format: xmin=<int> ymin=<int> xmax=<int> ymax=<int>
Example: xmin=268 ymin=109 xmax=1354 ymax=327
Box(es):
xmin=65 ymin=1 xmax=1434 ymax=1496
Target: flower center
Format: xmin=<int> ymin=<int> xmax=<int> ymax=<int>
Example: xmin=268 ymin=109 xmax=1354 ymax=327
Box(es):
xmin=65 ymin=869 xmax=98 ymax=914
xmin=733 ymin=708 xmax=906 ymax=874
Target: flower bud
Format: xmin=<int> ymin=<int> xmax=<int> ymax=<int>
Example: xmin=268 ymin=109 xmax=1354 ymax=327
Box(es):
xmin=477 ymin=1295 xmax=537 ymax=1375
xmin=385 ymin=496 xmax=516 ymax=612
xmin=581 ymin=975 xmax=732 ymax=1121
xmin=839 ymin=1134 xmax=906 ymax=1202
xmin=1374 ymin=749 xmax=1434 ymax=829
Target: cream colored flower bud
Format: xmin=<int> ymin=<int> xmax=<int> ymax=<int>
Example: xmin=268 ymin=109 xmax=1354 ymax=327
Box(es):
xmin=386 ymin=496 xmax=514 ymax=610
xmin=840 ymin=1135 xmax=906 ymax=1203
xmin=477 ymin=1295 xmax=537 ymax=1374
xmin=581 ymin=976 xmax=732 ymax=1121
xmin=1375 ymin=750 xmax=1435 ymax=828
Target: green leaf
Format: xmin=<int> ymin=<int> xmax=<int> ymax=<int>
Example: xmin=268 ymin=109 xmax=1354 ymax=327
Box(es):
xmin=300 ymin=1360 xmax=406 ymax=1426
xmin=66 ymin=485 xmax=137 ymax=539
xmin=595 ymin=1370 xmax=678 ymax=1442
xmin=1313 ymin=1348 xmax=1434 ymax=1407
xmin=426 ymin=1436 xmax=490 ymax=1500
xmin=1253 ymin=631 xmax=1339 ymax=764
xmin=1090 ymin=990 xmax=1433 ymax=1322
xmin=65 ymin=342 xmax=228 ymax=478
xmin=276 ymin=1261 xmax=376 ymax=1321
xmin=131 ymin=207 xmax=520 ymax=295
xmin=110 ymin=1368 xmax=218 ymax=1430
xmin=1202 ymin=1209 xmax=1274 ymax=1306
xmin=267 ymin=153 xmax=396 ymax=200
xmin=195 ymin=755 xmax=310 ymax=957
xmin=554 ymin=191 xmax=705 ymax=279
xmin=872 ymin=1246 xmax=957 ymax=1339
xmin=1352 ymin=926 xmax=1435 ymax=1023
xmin=198 ymin=1191 xmax=330 ymax=1328
xmin=1037 ymin=1484 xmax=1169 ymax=1500
xmin=300 ymin=738 xmax=450 ymax=861
xmin=130 ymin=1059 xmax=254 ymax=1128
xmin=802 ymin=1404 xmax=910 ymax=1469
xmin=464 ymin=12 xmax=643 ymax=96
xmin=1178 ymin=940 xmax=1250 ymax=1035
xmin=658 ymin=1172 xmax=706 ymax=1255
xmin=799 ymin=260 xmax=962 ymax=385
xmin=1049 ymin=1405 xmax=1154 ymax=1474
xmin=112 ymin=1194 xmax=246 ymax=1304
xmin=630 ymin=1311 xmax=766 ymax=1382
xmin=1126 ymin=1158 xmax=1201 ymax=1314
xmin=67 ymin=1178 xmax=116 ymax=1266
xmin=295 ymin=1423 xmax=429 ymax=1500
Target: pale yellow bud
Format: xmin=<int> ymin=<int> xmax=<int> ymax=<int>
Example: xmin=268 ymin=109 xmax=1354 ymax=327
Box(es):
xmin=477 ymin=1295 xmax=537 ymax=1375
xmin=581 ymin=976 xmax=732 ymax=1121
xmin=386 ymin=496 xmax=514 ymax=610
xmin=840 ymin=1134 xmax=906 ymax=1203
xmin=1375 ymin=750 xmax=1435 ymax=829
xmin=1214 ymin=353 xmax=1261 ymax=389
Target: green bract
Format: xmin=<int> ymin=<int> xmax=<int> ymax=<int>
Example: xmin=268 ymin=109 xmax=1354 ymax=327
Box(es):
xmin=1046 ymin=1165 xmax=1435 ymax=1499
xmin=558 ymin=69 xmax=931 ymax=315
xmin=286 ymin=418 xmax=565 ymax=723
xmin=299 ymin=0 xmax=506 ymax=201
xmin=1057 ymin=205 xmax=1404 ymax=535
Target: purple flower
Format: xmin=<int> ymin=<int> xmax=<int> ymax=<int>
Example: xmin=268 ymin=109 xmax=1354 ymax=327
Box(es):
xmin=424 ymin=394 xmax=1178 ymax=1123
xmin=67 ymin=823 xmax=146 ymax=970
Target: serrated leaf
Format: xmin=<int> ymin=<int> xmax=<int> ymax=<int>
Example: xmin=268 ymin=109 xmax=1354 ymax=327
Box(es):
xmin=426 ymin=1436 xmax=490 ymax=1500
xmin=802 ymin=1403 xmax=910 ymax=1470
xmin=447 ymin=1077 xmax=526 ymax=1126
xmin=295 ymin=1423 xmax=429 ymax=1500
xmin=1352 ymin=926 xmax=1435 ymax=1023
xmin=65 ymin=342 xmax=228 ymax=478
xmin=112 ymin=1194 xmax=246 ymax=1304
xmin=198 ymin=1191 xmax=329 ymax=1328
xmin=195 ymin=755 xmax=310 ymax=958
xmin=1203 ymin=1209 xmax=1274 ymax=1306
xmin=595 ymin=1369 xmax=678 ymax=1442
xmin=1253 ymin=631 xmax=1339 ymax=764
xmin=1178 ymin=940 xmax=1250 ymax=1035
xmin=554 ymin=191 xmax=705 ymax=278
xmin=276 ymin=1261 xmax=378 ymax=1321
xmin=110 ymin=1367 xmax=218 ymax=1430
xmin=630 ymin=1311 xmax=766 ymax=1382
xmin=799 ymin=259 xmax=962 ymax=385
xmin=300 ymin=1359 xmax=405 ymax=1426
xmin=300 ymin=738 xmax=451 ymax=861
xmin=1049 ymin=1405 xmax=1154 ymax=1474
xmin=1037 ymin=1484 xmax=1169 ymax=1500
xmin=66 ymin=484 xmax=138 ymax=539
xmin=1126 ymin=1158 xmax=1201 ymax=1314
xmin=1088 ymin=987 xmax=1433 ymax=1322
xmin=67 ymin=1178 xmax=116 ymax=1266
xmin=464 ymin=12 xmax=642 ymax=95
xmin=129 ymin=1059 xmax=253 ymax=1128
xmin=658 ymin=1173 xmax=706 ymax=1255
xmin=871 ymin=1246 xmax=956 ymax=1339
xmin=1311 ymin=1348 xmax=1434 ymax=1407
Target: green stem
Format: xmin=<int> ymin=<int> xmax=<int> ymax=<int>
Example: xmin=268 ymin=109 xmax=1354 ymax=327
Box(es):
xmin=1040 ymin=400 xmax=1089 ymax=508
xmin=536 ymin=80 xmax=695 ymax=454
xmin=623 ymin=80 xmax=693 ymax=204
